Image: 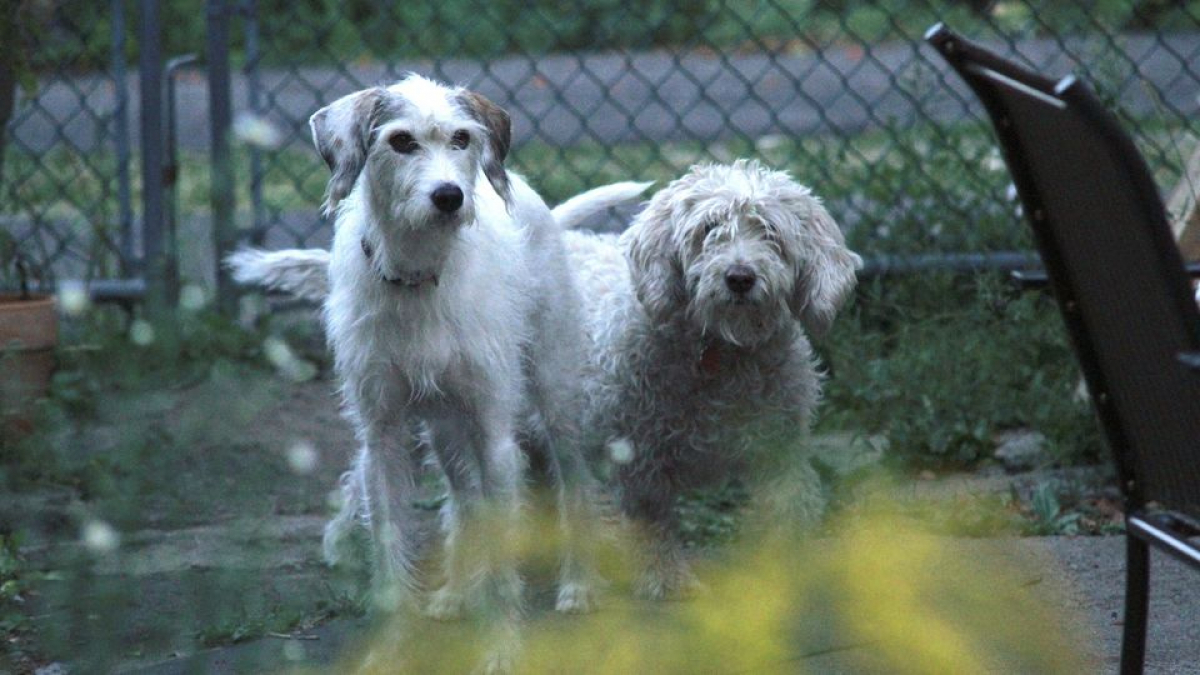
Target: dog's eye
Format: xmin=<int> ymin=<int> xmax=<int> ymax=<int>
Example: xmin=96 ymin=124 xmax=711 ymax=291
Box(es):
xmin=450 ymin=129 xmax=471 ymax=149
xmin=388 ymin=131 xmax=418 ymax=154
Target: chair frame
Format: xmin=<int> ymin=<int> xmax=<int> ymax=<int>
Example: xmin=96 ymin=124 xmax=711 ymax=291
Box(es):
xmin=926 ymin=24 xmax=1200 ymax=675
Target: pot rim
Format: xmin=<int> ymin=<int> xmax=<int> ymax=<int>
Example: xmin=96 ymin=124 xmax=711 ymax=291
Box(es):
xmin=0 ymin=293 xmax=56 ymax=307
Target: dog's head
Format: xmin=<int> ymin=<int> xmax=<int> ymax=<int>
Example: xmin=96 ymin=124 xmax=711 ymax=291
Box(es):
xmin=621 ymin=160 xmax=861 ymax=345
xmin=309 ymin=76 xmax=512 ymax=282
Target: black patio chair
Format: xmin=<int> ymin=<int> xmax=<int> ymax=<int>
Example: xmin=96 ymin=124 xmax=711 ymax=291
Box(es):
xmin=925 ymin=24 xmax=1200 ymax=675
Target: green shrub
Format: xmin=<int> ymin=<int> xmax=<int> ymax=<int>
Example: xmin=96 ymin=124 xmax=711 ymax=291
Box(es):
xmin=819 ymin=273 xmax=1104 ymax=468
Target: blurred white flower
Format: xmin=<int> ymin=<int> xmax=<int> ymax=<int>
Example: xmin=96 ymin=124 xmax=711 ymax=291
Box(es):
xmin=179 ymin=284 xmax=208 ymax=312
xmin=57 ymin=280 xmax=90 ymax=316
xmin=607 ymin=438 xmax=634 ymax=464
xmin=754 ymin=134 xmax=787 ymax=153
xmin=991 ymin=2 xmax=1025 ymax=20
xmin=708 ymin=142 xmax=734 ymax=163
xmin=238 ymin=293 xmax=265 ymax=328
xmin=81 ymin=520 xmax=120 ymax=554
xmin=263 ymin=336 xmax=318 ymax=382
xmin=129 ymin=319 xmax=156 ymax=346
xmin=287 ymin=440 xmax=319 ymax=475
xmin=984 ymin=149 xmax=1006 ymax=173
xmin=233 ymin=112 xmax=284 ymax=149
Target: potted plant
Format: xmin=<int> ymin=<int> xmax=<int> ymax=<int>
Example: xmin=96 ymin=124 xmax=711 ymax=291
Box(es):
xmin=0 ymin=231 xmax=57 ymax=436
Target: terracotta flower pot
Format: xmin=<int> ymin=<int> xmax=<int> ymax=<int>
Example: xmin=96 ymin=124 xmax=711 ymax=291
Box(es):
xmin=0 ymin=293 xmax=57 ymax=436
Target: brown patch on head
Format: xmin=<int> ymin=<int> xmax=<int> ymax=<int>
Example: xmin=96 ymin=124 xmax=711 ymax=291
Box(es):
xmin=456 ymin=90 xmax=512 ymax=205
xmin=309 ymin=87 xmax=387 ymax=215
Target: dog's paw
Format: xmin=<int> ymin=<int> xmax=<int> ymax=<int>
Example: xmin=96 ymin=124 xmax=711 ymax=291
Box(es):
xmin=424 ymin=586 xmax=468 ymax=621
xmin=475 ymin=649 xmax=515 ymax=675
xmin=555 ymin=581 xmax=599 ymax=614
xmin=473 ymin=625 xmax=520 ymax=675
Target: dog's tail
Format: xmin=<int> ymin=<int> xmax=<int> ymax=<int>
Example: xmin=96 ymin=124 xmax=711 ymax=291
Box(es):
xmin=225 ymin=247 xmax=331 ymax=302
xmin=551 ymin=181 xmax=653 ymax=230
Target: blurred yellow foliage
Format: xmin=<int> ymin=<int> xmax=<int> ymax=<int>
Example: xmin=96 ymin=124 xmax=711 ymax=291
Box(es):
xmin=335 ymin=504 xmax=1088 ymax=674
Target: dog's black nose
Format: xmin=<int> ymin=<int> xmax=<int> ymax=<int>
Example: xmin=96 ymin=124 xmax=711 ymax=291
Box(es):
xmin=431 ymin=183 xmax=464 ymax=213
xmin=725 ymin=265 xmax=757 ymax=294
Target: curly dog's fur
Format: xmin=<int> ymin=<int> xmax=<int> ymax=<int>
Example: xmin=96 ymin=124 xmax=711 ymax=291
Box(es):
xmin=564 ymin=160 xmax=862 ymax=599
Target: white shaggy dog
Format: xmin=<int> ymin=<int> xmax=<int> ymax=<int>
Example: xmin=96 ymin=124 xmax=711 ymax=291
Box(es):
xmin=564 ymin=160 xmax=862 ymax=599
xmin=228 ymin=76 xmax=645 ymax=667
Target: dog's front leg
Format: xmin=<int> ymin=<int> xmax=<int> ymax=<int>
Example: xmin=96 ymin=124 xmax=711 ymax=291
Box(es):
xmin=620 ymin=480 xmax=701 ymax=601
xmin=475 ymin=423 xmax=526 ymax=674
xmin=425 ymin=413 xmax=524 ymax=671
xmin=476 ymin=427 xmax=525 ymax=616
xmin=532 ymin=405 xmax=602 ymax=613
xmin=424 ymin=418 xmax=483 ymax=621
xmin=747 ymin=451 xmax=826 ymax=539
xmin=546 ymin=439 xmax=602 ymax=614
xmin=323 ymin=448 xmax=365 ymax=566
xmin=361 ymin=416 xmax=422 ymax=612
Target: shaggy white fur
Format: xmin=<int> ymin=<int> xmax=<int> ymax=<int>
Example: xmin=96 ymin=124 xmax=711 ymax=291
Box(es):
xmin=563 ymin=159 xmax=862 ymax=599
xmin=226 ymin=76 xmax=647 ymax=671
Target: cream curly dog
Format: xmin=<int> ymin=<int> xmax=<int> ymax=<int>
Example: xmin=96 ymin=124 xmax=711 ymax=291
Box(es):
xmin=564 ymin=159 xmax=862 ymax=599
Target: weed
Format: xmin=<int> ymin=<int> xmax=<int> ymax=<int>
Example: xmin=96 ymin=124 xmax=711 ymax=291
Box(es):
xmin=1024 ymin=482 xmax=1083 ymax=536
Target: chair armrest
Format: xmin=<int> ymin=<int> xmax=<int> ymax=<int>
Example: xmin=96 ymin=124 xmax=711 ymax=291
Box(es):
xmin=1009 ymin=269 xmax=1049 ymax=289
xmin=1014 ymin=263 xmax=1200 ymax=291
xmin=1178 ymin=351 xmax=1200 ymax=371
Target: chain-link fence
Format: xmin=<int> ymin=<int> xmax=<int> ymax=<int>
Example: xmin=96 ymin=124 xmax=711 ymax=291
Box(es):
xmin=233 ymin=0 xmax=1200 ymax=272
xmin=1 ymin=0 xmax=135 ymax=293
xmin=4 ymin=1 xmax=1200 ymax=297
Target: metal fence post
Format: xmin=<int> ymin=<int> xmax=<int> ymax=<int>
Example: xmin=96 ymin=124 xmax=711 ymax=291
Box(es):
xmin=138 ymin=0 xmax=168 ymax=312
xmin=165 ymin=54 xmax=199 ymax=305
xmin=243 ymin=0 xmax=266 ymax=246
xmin=111 ymin=0 xmax=134 ymax=279
xmin=207 ymin=0 xmax=237 ymax=314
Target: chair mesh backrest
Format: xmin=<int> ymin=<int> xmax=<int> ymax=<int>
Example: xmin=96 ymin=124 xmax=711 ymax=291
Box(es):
xmin=930 ymin=27 xmax=1200 ymax=520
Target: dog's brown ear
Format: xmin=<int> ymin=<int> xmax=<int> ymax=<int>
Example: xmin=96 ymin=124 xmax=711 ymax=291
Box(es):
xmin=621 ymin=195 xmax=683 ymax=320
xmin=309 ymin=87 xmax=385 ymax=216
xmin=789 ymin=199 xmax=862 ymax=338
xmin=457 ymin=90 xmax=512 ymax=205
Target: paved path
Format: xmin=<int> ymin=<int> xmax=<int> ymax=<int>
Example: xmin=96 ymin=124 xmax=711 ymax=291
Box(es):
xmin=11 ymin=32 xmax=1200 ymax=154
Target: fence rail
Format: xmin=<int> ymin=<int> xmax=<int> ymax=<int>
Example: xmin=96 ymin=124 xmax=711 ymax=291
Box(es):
xmin=4 ymin=1 xmax=1200 ymax=306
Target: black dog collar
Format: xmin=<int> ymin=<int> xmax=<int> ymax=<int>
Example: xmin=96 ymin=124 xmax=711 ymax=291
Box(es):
xmin=361 ymin=238 xmax=439 ymax=288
